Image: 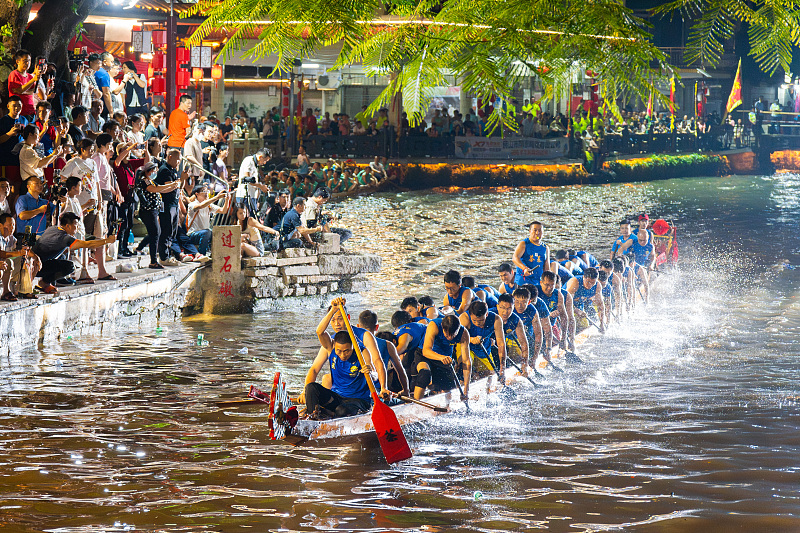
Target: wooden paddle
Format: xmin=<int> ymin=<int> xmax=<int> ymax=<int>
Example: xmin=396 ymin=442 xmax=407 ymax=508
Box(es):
xmin=474 ymin=342 xmax=517 ymax=398
xmin=504 ymin=356 xmax=543 ymax=388
xmin=335 ymin=301 xmax=412 ymax=464
xmin=506 ymin=331 xmax=546 ymax=379
xmin=394 ymin=393 xmax=448 ymax=413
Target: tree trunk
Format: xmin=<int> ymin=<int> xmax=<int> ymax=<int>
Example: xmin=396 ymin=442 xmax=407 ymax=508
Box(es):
xmin=0 ymin=0 xmax=33 ymax=59
xmin=22 ymin=0 xmax=105 ymax=72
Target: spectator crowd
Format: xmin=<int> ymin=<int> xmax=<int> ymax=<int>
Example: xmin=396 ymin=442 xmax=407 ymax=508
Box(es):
xmin=0 ymin=48 xmax=358 ymax=304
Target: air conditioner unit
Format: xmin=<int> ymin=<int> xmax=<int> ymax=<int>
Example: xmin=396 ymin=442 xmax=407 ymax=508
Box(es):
xmin=317 ymin=72 xmax=341 ymax=90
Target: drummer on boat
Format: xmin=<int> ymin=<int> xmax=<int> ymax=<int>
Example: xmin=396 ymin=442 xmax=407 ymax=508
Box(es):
xmin=512 ymin=221 xmax=550 ymax=286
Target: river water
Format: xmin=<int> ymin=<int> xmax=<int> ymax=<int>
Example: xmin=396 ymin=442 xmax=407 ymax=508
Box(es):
xmin=3 ymin=174 xmax=800 ymax=532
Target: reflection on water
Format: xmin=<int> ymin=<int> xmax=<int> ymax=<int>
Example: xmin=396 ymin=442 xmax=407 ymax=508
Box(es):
xmin=3 ymin=175 xmax=800 ymax=532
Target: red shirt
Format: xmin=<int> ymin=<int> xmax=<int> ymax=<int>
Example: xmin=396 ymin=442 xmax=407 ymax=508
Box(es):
xmin=8 ymin=70 xmax=35 ymax=116
xmin=304 ymin=115 xmax=317 ymax=134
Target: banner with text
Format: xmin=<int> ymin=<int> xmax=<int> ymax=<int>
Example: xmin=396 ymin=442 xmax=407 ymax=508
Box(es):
xmin=454 ymin=137 xmax=568 ymax=160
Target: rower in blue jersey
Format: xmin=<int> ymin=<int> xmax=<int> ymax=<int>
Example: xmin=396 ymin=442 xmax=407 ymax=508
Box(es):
xmin=522 ymin=284 xmax=555 ymax=356
xmin=358 ymin=310 xmax=410 ymax=396
xmin=618 ymin=228 xmax=655 ymax=304
xmin=612 ymin=257 xmax=632 ymax=313
xmin=462 ymin=276 xmax=499 ymax=308
xmin=392 ymin=310 xmax=427 ymax=361
xmin=301 ymin=329 xmax=377 ymax=419
xmin=599 ymin=259 xmax=623 ymax=317
xmin=555 ymin=249 xmax=583 ymax=276
xmin=576 ymin=250 xmax=600 ymax=268
xmin=491 ymin=293 xmax=531 ymax=375
xmin=416 ymin=315 xmax=471 ymax=400
xmin=553 ymin=260 xmax=576 ymax=285
xmin=566 ymin=268 xmax=606 ymax=332
xmin=459 ymin=300 xmax=507 ymax=380
xmin=418 ymin=295 xmax=442 ymax=320
xmin=596 ymin=270 xmax=613 ymax=325
xmin=511 ymin=286 xmax=560 ymax=368
xmin=537 ymin=270 xmax=574 ymax=353
xmin=312 ymin=300 xmax=390 ymax=396
xmin=497 ymin=262 xmax=519 ymax=295
xmin=443 ymin=270 xmax=474 ymax=315
xmin=567 ymin=249 xmax=590 ymax=270
xmin=512 ymin=221 xmax=550 ymax=286
xmin=400 ymin=296 xmax=434 ymax=324
xmin=554 ymin=273 xmax=577 ymax=352
xmin=611 ymin=219 xmax=637 ymax=261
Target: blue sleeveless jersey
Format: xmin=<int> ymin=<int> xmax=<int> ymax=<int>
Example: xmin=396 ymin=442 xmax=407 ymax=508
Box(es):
xmin=490 ymin=307 xmax=523 ymax=341
xmin=600 ymin=282 xmax=612 ymax=298
xmin=572 ymin=276 xmax=598 ymax=310
xmin=502 ymin=281 xmax=517 ymax=295
xmin=447 ymin=286 xmax=474 ymax=310
xmin=328 ymin=349 xmax=372 ymax=400
xmin=560 ymin=259 xmax=583 ymax=276
xmin=537 ymin=286 xmax=560 ymax=323
xmin=375 ymin=337 xmax=391 ymax=368
xmin=515 ymin=239 xmax=547 ymax=285
xmin=611 ymin=235 xmax=636 ymax=257
xmin=582 ymin=251 xmax=599 ymax=268
xmin=430 ymin=317 xmax=463 ymax=358
xmin=477 ymin=284 xmax=499 ymax=307
xmin=555 ymin=263 xmax=574 ymax=284
xmin=631 ymin=240 xmax=654 ymax=267
xmin=569 ymin=254 xmax=589 ymax=270
xmin=350 ymin=326 xmax=368 ymax=350
xmin=513 ymin=303 xmax=538 ymax=334
xmin=466 ymin=311 xmax=498 ymax=354
xmin=394 ymin=321 xmax=426 ymax=354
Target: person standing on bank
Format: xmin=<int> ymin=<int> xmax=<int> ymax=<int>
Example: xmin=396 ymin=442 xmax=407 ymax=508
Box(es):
xmin=135 ymin=161 xmax=178 ymax=270
xmin=119 ymin=61 xmax=148 ymax=117
xmin=168 ymin=95 xmax=195 ymax=151
xmin=155 ymin=149 xmax=187 ymax=266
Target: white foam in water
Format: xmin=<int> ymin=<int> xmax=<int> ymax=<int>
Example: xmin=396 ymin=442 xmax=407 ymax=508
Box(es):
xmin=238 ymin=347 xmax=249 ymax=354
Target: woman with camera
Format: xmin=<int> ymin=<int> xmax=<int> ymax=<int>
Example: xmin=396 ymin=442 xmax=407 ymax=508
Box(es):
xmin=135 ymin=161 xmax=179 ymax=270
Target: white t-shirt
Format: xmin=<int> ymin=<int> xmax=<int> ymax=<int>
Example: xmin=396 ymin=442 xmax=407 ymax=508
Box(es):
xmin=187 ymin=200 xmax=222 ymax=233
xmin=301 ymin=196 xmax=321 ymax=227
xmin=235 ymin=156 xmax=260 ymax=200
xmin=61 ymin=156 xmax=100 ymax=204
xmin=110 ymin=80 xmax=125 ymax=114
xmin=0 ymin=232 xmax=15 ymax=252
xmin=0 ymin=197 xmax=10 ymax=215
xmin=62 ymin=196 xmax=85 ymax=239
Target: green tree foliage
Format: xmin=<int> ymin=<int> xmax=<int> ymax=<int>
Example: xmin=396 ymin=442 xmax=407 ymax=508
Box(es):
xmin=658 ymin=0 xmax=800 ymax=76
xmin=186 ymin=0 xmax=669 ymax=131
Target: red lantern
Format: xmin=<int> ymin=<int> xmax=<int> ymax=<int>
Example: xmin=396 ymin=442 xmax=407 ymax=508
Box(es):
xmin=176 ymin=47 xmax=190 ymax=64
xmin=281 ymin=108 xmax=290 ymax=117
xmin=152 ymin=30 xmax=166 ymax=46
xmin=151 ymin=52 xmax=165 ymax=70
xmin=176 ymin=69 xmax=190 ymax=88
xmin=211 ymin=64 xmax=223 ymax=80
xmin=192 ymin=67 xmax=203 ymax=80
xmin=151 ymin=76 xmax=166 ymax=93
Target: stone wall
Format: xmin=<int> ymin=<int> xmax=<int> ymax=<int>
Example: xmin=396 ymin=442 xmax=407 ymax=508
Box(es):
xmin=242 ymin=233 xmax=380 ymax=303
xmin=0 ymin=262 xmax=203 ymax=356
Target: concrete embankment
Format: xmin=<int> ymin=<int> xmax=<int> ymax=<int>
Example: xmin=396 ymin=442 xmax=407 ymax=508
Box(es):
xmin=0 ymin=230 xmax=380 ymax=355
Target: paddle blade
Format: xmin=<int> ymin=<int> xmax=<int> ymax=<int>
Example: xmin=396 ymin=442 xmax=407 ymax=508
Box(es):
xmin=371 ymin=393 xmax=412 ymax=464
